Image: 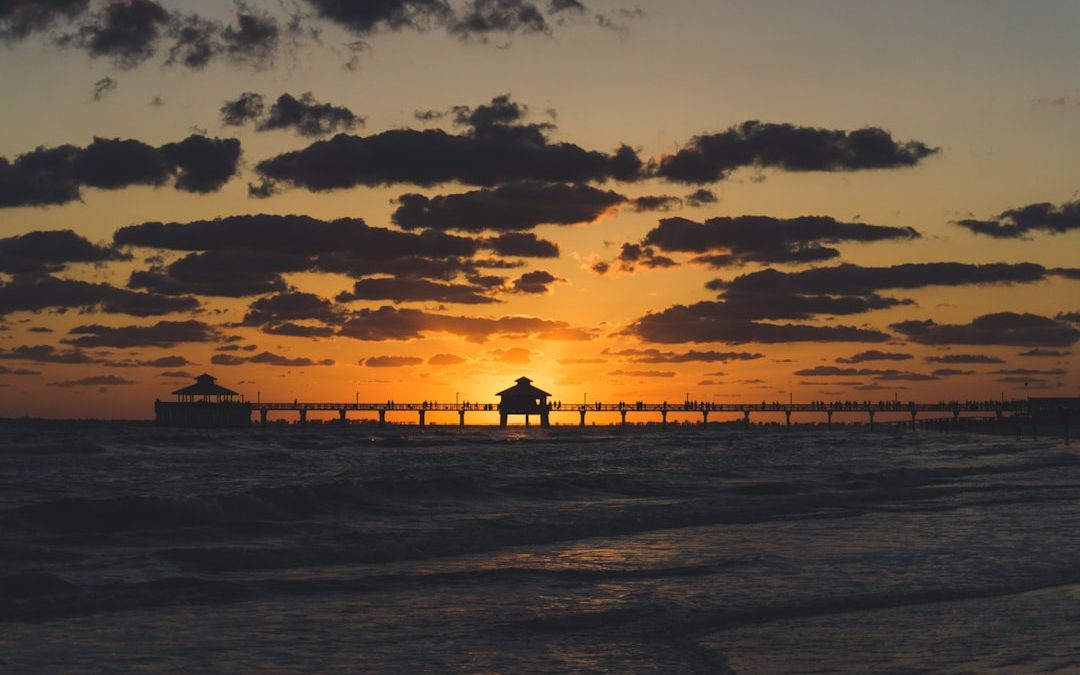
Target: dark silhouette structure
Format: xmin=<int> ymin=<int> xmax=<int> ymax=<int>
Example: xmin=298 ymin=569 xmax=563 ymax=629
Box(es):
xmin=155 ymin=373 xmax=251 ymax=427
xmin=496 ymin=376 xmax=550 ymax=427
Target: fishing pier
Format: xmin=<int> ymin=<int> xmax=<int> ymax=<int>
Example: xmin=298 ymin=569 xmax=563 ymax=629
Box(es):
xmin=154 ymin=374 xmax=1072 ymax=434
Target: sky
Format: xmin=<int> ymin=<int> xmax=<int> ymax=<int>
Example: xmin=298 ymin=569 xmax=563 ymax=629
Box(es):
xmin=0 ymin=0 xmax=1077 ymax=421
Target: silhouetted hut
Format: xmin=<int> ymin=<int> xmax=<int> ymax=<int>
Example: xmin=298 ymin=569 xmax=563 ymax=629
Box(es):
xmin=496 ymin=376 xmax=550 ymax=427
xmin=155 ymin=373 xmax=251 ymax=427
xmin=172 ymin=373 xmax=239 ymax=402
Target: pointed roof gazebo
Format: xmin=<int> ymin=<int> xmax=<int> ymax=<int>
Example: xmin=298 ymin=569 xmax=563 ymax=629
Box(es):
xmin=171 ymin=373 xmax=239 ymax=403
xmin=496 ymin=376 xmax=551 ymax=427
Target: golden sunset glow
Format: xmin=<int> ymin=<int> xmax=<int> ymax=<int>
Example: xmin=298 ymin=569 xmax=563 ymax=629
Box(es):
xmin=0 ymin=1 xmax=1077 ymax=419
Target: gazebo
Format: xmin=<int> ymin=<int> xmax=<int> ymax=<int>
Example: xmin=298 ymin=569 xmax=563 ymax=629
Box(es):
xmin=171 ymin=373 xmax=240 ymax=403
xmin=496 ymin=376 xmax=551 ymax=427
xmin=156 ymin=374 xmax=251 ymax=427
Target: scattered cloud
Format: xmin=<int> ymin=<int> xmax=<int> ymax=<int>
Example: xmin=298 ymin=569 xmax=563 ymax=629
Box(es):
xmin=892 ymin=312 xmax=1080 ymax=347
xmin=654 ymin=121 xmax=938 ymax=184
xmin=48 ymin=375 xmax=136 ymax=387
xmin=363 ymin=355 xmax=424 ymax=367
xmin=0 ymin=134 xmax=240 ymax=207
xmin=954 ymin=199 xmax=1080 ymax=238
xmin=835 ymin=350 xmax=913 ymax=364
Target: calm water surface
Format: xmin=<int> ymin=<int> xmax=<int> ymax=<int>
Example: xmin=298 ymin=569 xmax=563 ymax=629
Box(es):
xmin=1 ymin=423 xmax=1078 ymax=673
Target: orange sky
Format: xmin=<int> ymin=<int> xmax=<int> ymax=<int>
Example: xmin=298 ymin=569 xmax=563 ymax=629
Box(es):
xmin=0 ymin=1 xmax=1077 ymax=419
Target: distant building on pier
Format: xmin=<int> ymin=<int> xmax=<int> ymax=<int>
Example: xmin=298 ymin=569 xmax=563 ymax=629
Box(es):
xmin=496 ymin=376 xmax=550 ymax=427
xmin=155 ymin=373 xmax=252 ymax=427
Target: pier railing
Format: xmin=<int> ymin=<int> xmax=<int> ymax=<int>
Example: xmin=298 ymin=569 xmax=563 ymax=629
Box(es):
xmin=228 ymin=399 xmax=1033 ymax=429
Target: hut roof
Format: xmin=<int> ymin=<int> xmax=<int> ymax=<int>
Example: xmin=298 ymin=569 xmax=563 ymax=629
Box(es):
xmin=172 ymin=373 xmax=238 ymax=397
xmin=496 ymin=376 xmax=551 ymax=398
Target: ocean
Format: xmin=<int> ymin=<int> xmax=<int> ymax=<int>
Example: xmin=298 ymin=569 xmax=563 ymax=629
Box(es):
xmin=1 ymin=423 xmax=1078 ymax=673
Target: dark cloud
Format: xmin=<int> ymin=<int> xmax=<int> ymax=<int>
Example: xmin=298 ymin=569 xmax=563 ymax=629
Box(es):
xmin=794 ymin=366 xmax=940 ymax=381
xmin=221 ymin=92 xmax=361 ymax=137
xmin=338 ymin=305 xmax=588 ymax=343
xmin=256 ymin=96 xmax=641 ymax=192
xmin=248 ymin=351 xmax=334 ymax=367
xmin=0 ymin=134 xmax=240 ymax=207
xmin=337 ymin=278 xmax=497 ymax=304
xmin=0 ymin=230 xmax=127 ymax=274
xmin=601 ymin=348 xmax=763 ymax=363
xmin=364 ymin=356 xmax=424 ymax=367
xmin=242 ymin=290 xmax=344 ymax=329
xmin=924 ymin=354 xmax=1005 ymax=364
xmin=428 ymin=353 xmax=466 ymax=365
xmin=392 ymin=182 xmax=624 ymax=231
xmin=655 ymin=121 xmax=938 ymax=184
xmin=705 ymin=263 xmax=1053 ymax=320
xmin=486 ymin=232 xmax=559 ymax=258
xmin=60 ymin=0 xmax=170 ymax=68
xmin=128 ymin=250 xmax=298 ymax=297
xmin=1058 ymin=311 xmax=1080 ymax=324
xmin=258 ymin=93 xmax=362 ymax=137
xmin=640 ymin=216 xmax=920 ymax=267
xmin=63 ymin=319 xmax=221 ymax=347
xmin=954 ymin=200 xmax=1080 ymax=238
xmin=628 ymin=304 xmax=891 ymax=344
xmin=91 ymin=76 xmax=117 ymax=101
xmin=685 ymin=188 xmax=717 ymax=207
xmin=1052 ymin=268 xmax=1080 ymax=281
xmin=631 ymin=195 xmax=681 ymax=212
xmin=0 ymin=0 xmax=88 ymax=41
xmin=451 ymin=0 xmax=548 ymax=38
xmin=892 ymin=313 xmax=1080 ymax=347
xmin=835 ymin=350 xmax=913 ymax=364
xmin=0 ymin=345 xmax=97 ymax=364
xmin=0 ymin=275 xmax=199 ymax=317
xmin=608 ymin=369 xmax=675 ymax=378
xmin=1018 ymin=349 xmax=1070 ymax=357
xmin=549 ymin=0 xmax=585 ymax=11
xmin=301 ymin=0 xmax=452 ymax=35
xmin=47 ymin=375 xmax=136 ymax=387
xmin=220 ymin=92 xmax=265 ymax=126
xmin=261 ymin=323 xmax=336 ymax=338
xmin=117 ymin=214 xmax=489 ymax=297
xmin=989 ymin=368 xmax=1066 ymax=376
xmin=221 ymin=8 xmax=279 ymax=66
xmin=510 ymin=269 xmax=560 ymax=294
xmin=614 ymin=243 xmax=676 ymax=271
xmin=211 ymin=351 xmax=333 ymax=367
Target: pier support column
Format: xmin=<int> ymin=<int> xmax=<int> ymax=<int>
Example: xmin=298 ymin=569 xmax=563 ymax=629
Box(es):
xmin=620 ymin=410 xmax=627 ymax=427
xmin=541 ymin=412 xmax=550 ymax=428
xmin=298 ymin=409 xmax=307 ymax=426
xmin=525 ymin=414 xmax=530 ymax=427
xmin=459 ymin=410 xmax=465 ymax=427
xmin=661 ymin=411 xmax=667 ymax=427
xmin=500 ymin=412 xmax=508 ymax=427
xmin=868 ymin=410 xmax=874 ymax=430
xmin=378 ymin=409 xmax=386 ymax=426
xmin=743 ymin=410 xmax=751 ymax=429
xmin=953 ymin=410 xmax=960 ymax=426
xmin=785 ymin=410 xmax=791 ymax=430
xmin=1032 ymin=414 xmax=1039 ymax=441
xmin=418 ymin=409 xmax=425 ymax=427
xmin=339 ymin=409 xmax=347 ymax=424
xmin=259 ymin=409 xmax=268 ymax=426
xmin=826 ymin=410 xmax=832 ymax=429
xmin=579 ymin=410 xmax=586 ymax=427
xmin=702 ymin=410 xmax=709 ymax=426
xmin=910 ymin=410 xmax=917 ymax=431
xmin=995 ymin=409 xmax=1003 ymax=425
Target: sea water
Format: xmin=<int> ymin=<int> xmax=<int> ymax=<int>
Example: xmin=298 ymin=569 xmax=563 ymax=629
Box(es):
xmin=1 ymin=423 xmax=1078 ymax=673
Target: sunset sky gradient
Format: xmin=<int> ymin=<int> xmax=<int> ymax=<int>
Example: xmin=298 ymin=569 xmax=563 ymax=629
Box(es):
xmin=1 ymin=0 xmax=1077 ymax=420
